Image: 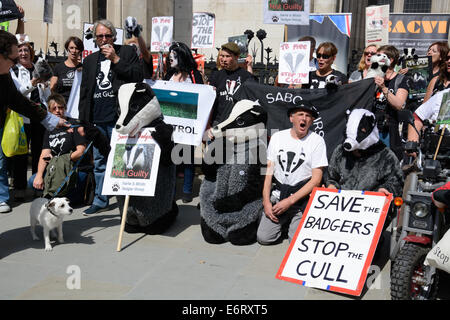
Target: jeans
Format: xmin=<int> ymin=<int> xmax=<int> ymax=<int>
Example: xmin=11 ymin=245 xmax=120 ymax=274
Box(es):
xmin=0 ymin=128 xmax=10 ymax=203
xmin=92 ymin=122 xmax=114 ymax=208
xmin=183 ymin=164 xmax=194 ymax=194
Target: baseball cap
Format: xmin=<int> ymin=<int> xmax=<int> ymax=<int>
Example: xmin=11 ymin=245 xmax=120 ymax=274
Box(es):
xmin=221 ymin=42 xmax=240 ymax=56
xmin=287 ymin=100 xmax=319 ymax=119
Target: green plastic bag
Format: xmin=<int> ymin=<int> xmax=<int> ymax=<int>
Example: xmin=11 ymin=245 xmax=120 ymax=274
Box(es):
xmin=1 ymin=109 xmax=28 ymax=157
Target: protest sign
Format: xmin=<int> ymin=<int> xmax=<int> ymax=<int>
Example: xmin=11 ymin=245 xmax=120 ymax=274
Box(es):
xmin=403 ymin=56 xmax=432 ymax=100
xmin=264 ymin=0 xmax=310 ymax=25
xmin=43 ymin=0 xmax=54 ymax=24
xmin=277 ymin=188 xmax=392 ymax=296
xmin=287 ymin=14 xmax=351 ymax=74
xmin=278 ymin=41 xmax=310 ymax=85
xmin=102 ymin=128 xmax=161 ymax=197
xmin=151 ymin=16 xmax=173 ymax=52
xmin=82 ymin=22 xmax=124 ymax=60
xmin=389 ymin=14 xmax=450 ymax=56
xmin=191 ymin=12 xmax=215 ymax=49
xmin=147 ymin=80 xmax=216 ymax=146
xmin=236 ymin=79 xmax=375 ymax=160
xmin=0 ymin=0 xmax=23 ymax=23
xmin=228 ymin=35 xmax=248 ymax=64
xmin=437 ymin=91 xmax=450 ymax=125
xmin=65 ymin=69 xmax=82 ymax=119
xmin=365 ymin=5 xmax=390 ymax=47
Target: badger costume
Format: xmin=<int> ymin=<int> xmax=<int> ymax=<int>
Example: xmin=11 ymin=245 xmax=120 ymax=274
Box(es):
xmin=115 ymin=82 xmax=178 ymax=234
xmin=200 ymin=100 xmax=267 ymax=245
xmin=326 ymin=109 xmax=404 ymax=197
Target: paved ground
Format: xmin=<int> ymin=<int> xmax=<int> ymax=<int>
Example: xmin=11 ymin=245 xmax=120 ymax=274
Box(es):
xmin=0 ymin=175 xmax=401 ymax=302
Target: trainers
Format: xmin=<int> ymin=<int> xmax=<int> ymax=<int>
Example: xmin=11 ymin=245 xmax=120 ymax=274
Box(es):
xmin=0 ymin=202 xmax=11 ymax=213
xmin=182 ymin=192 xmax=193 ymax=203
xmin=83 ymin=205 xmax=108 ymax=216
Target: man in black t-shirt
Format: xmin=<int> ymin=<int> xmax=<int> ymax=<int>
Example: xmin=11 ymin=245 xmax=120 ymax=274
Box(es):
xmin=207 ymin=42 xmax=255 ymax=130
xmin=78 ymin=19 xmax=143 ymax=215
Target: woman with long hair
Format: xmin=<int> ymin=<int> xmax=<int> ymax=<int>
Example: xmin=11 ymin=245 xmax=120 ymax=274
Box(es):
xmin=348 ymin=44 xmax=378 ymax=83
xmin=423 ymin=41 xmax=450 ymax=102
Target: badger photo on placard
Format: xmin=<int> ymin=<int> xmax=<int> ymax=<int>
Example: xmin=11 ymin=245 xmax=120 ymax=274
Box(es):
xmin=152 ymin=88 xmax=198 ymax=119
xmin=102 ymin=128 xmax=161 ymax=197
xmin=111 ymin=143 xmax=155 ymax=180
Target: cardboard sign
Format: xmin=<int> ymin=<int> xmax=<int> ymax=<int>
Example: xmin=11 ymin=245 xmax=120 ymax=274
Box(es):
xmin=82 ymin=22 xmax=124 ymax=60
xmin=437 ymin=91 xmax=450 ymax=125
xmin=151 ymin=16 xmax=173 ymax=52
xmin=278 ymin=41 xmax=310 ymax=85
xmin=264 ymin=0 xmax=310 ymax=25
xmin=102 ymin=128 xmax=161 ymax=197
xmin=403 ymin=56 xmax=432 ymax=100
xmin=191 ymin=12 xmax=215 ymax=49
xmin=228 ymin=35 xmax=248 ymax=64
xmin=147 ymin=80 xmax=216 ymax=146
xmin=277 ymin=188 xmax=392 ymax=296
xmin=365 ymin=5 xmax=390 ymax=47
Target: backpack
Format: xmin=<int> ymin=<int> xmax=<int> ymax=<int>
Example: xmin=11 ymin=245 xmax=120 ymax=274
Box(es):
xmin=43 ymin=153 xmax=78 ymax=198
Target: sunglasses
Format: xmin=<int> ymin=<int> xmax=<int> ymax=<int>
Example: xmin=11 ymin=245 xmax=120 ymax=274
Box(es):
xmin=96 ymin=34 xmax=113 ymax=39
xmin=364 ymin=51 xmax=377 ymax=56
xmin=316 ymin=53 xmax=331 ymax=59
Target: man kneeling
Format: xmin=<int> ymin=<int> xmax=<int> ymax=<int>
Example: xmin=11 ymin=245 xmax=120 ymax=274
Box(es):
xmin=257 ymin=102 xmax=328 ymax=245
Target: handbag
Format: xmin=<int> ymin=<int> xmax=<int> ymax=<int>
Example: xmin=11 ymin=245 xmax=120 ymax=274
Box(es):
xmin=1 ymin=109 xmax=28 ymax=157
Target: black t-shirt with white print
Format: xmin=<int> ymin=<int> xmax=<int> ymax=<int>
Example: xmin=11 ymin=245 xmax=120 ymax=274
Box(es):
xmin=42 ymin=118 xmax=86 ymax=156
xmin=93 ymin=54 xmax=117 ymax=124
xmin=306 ymin=69 xmax=348 ymax=89
xmin=52 ymin=62 xmax=78 ymax=102
xmin=208 ymin=67 xmax=255 ymax=126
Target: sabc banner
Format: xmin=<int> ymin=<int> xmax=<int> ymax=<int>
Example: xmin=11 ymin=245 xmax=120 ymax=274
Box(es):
xmin=389 ymin=14 xmax=450 ymax=56
xmin=287 ymin=14 xmax=352 ymax=75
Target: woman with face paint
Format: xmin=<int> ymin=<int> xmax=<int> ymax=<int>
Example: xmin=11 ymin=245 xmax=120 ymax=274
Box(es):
xmin=164 ymin=42 xmax=204 ymax=203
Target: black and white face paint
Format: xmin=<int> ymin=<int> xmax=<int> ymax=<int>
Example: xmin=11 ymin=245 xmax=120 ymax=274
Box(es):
xmin=169 ymin=50 xmax=178 ymax=68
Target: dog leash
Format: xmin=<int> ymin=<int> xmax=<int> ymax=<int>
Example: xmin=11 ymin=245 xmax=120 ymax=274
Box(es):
xmin=50 ymin=141 xmax=93 ymax=199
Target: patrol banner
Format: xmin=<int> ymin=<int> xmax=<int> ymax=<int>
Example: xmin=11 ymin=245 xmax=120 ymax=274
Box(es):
xmin=0 ymin=0 xmax=23 ymax=23
xmin=389 ymin=14 xmax=450 ymax=56
xmin=236 ymin=79 xmax=376 ymax=159
xmin=147 ymin=80 xmax=216 ymax=146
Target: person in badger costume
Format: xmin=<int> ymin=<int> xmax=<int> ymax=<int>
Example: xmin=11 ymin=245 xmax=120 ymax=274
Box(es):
xmin=114 ymin=82 xmax=178 ymax=234
xmin=326 ymin=108 xmax=403 ymax=198
xmin=199 ymin=99 xmax=267 ymax=245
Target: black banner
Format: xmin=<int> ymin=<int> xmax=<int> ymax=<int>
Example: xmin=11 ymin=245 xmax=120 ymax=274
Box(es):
xmin=237 ymin=79 xmax=376 ymax=159
xmin=0 ymin=0 xmax=22 ymax=24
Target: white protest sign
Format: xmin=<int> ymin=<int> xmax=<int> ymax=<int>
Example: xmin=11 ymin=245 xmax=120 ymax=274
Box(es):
xmin=151 ymin=16 xmax=173 ymax=52
xmin=191 ymin=12 xmax=215 ymax=49
xmin=82 ymin=22 xmax=124 ymax=60
xmin=147 ymin=80 xmax=216 ymax=146
xmin=278 ymin=41 xmax=310 ymax=85
xmin=277 ymin=188 xmax=392 ymax=296
xmin=102 ymin=128 xmax=161 ymax=197
xmin=65 ymin=69 xmax=82 ymax=119
xmin=365 ymin=5 xmax=390 ymax=47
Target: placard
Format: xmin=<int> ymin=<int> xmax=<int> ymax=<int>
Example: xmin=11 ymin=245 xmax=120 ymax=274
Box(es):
xmin=277 ymin=188 xmax=392 ymax=296
xmin=228 ymin=35 xmax=248 ymax=64
xmin=102 ymin=128 xmax=161 ymax=197
xmin=365 ymin=5 xmax=390 ymax=47
xmin=82 ymin=22 xmax=124 ymax=60
xmin=437 ymin=91 xmax=450 ymax=125
xmin=264 ymin=0 xmax=310 ymax=25
xmin=151 ymin=16 xmax=173 ymax=52
xmin=191 ymin=12 xmax=215 ymax=49
xmin=147 ymin=80 xmax=216 ymax=146
xmin=403 ymin=56 xmax=432 ymax=100
xmin=278 ymin=41 xmax=310 ymax=85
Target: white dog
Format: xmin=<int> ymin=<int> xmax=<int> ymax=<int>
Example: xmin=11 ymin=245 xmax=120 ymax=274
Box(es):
xmin=30 ymin=197 xmax=73 ymax=251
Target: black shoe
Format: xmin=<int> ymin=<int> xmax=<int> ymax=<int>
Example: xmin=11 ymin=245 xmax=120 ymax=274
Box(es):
xmin=83 ymin=205 xmax=108 ymax=216
xmin=182 ymin=192 xmax=193 ymax=203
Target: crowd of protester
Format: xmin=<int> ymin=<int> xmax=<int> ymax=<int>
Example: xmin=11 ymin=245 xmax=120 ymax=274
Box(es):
xmin=0 ymin=4 xmax=448 ymax=250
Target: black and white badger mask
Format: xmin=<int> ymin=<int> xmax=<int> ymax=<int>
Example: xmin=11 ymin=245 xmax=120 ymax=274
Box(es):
xmin=343 ymin=109 xmax=379 ymax=152
xmin=116 ymin=82 xmax=162 ymax=136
